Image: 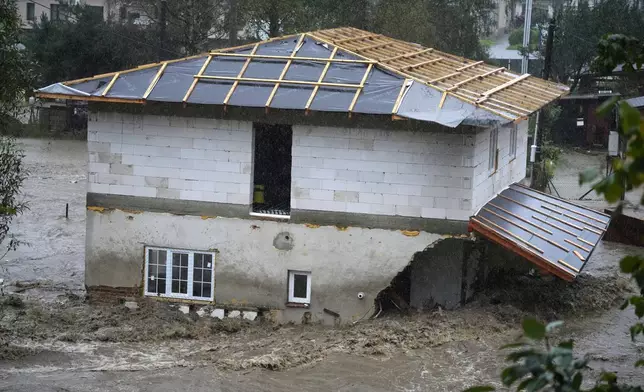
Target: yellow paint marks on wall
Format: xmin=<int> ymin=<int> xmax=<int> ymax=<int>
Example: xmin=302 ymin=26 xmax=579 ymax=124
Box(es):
xmin=201 ymin=215 xmax=217 ymax=220
xmin=335 ymin=226 xmax=349 ymax=231
xmin=87 ymin=206 xmax=106 ymax=213
xmin=401 ymin=230 xmax=420 ymax=237
xmin=305 ymin=223 xmax=320 ymax=229
xmin=120 ymin=208 xmax=143 ymax=214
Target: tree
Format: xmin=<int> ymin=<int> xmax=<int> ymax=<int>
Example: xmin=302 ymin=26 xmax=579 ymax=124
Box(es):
xmin=548 ymin=0 xmax=644 ymax=92
xmin=464 ymin=34 xmax=644 ymax=392
xmin=128 ymin=0 xmax=228 ymax=55
xmin=24 ymin=5 xmax=158 ymax=86
xmin=0 ymin=0 xmax=31 ymax=256
xmin=372 ymin=0 xmax=495 ymax=59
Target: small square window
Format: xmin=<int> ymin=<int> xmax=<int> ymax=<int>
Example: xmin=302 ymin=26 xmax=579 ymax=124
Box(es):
xmin=288 ymin=270 xmax=311 ymax=304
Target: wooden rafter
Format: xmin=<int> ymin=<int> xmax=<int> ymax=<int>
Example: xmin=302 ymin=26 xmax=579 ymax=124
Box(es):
xmin=101 ymin=73 xmax=120 ymax=97
xmin=357 ymin=41 xmax=392 ymax=52
xmin=265 ymin=34 xmax=306 ymax=109
xmin=399 ymin=58 xmax=443 ymax=71
xmin=456 ymin=61 xmax=484 ymax=71
xmin=183 ymin=55 xmax=213 ymax=103
xmin=429 ymin=72 xmax=460 ymax=84
xmin=305 ymin=47 xmax=338 ymax=111
xmin=196 ymin=75 xmax=361 ymax=89
xmin=143 ymin=62 xmax=168 ymax=100
xmin=446 ymin=68 xmax=506 ymax=91
xmin=223 ymin=43 xmax=260 ymax=107
xmin=391 ymin=79 xmax=412 ymax=114
xmin=477 ymin=74 xmax=531 ymax=103
xmin=380 ymin=48 xmax=433 ymax=63
xmin=334 ymin=33 xmax=380 ymax=44
xmin=348 ymin=63 xmax=373 ymax=115
xmin=206 ymin=52 xmax=375 ymax=64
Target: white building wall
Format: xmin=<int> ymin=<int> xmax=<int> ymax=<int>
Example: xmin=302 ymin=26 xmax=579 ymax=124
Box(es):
xmin=87 ymin=112 xmax=253 ymax=205
xmin=471 ymin=120 xmax=529 ymax=213
xmin=291 ymin=125 xmax=476 ymax=221
xmin=16 ymin=0 xmax=112 ymax=27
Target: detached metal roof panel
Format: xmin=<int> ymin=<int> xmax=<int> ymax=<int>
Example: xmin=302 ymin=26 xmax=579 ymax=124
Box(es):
xmin=625 ymin=96 xmax=644 ymax=108
xmin=469 ymin=183 xmax=611 ymax=281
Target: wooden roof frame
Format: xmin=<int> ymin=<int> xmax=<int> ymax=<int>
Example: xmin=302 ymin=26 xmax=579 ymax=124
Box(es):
xmin=35 ymin=27 xmax=569 ymax=122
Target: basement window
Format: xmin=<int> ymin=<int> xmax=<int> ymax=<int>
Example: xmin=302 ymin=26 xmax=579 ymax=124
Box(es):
xmin=144 ymin=247 xmax=215 ymax=301
xmin=287 ymin=270 xmax=311 ymax=305
xmin=251 ymin=123 xmax=292 ymax=219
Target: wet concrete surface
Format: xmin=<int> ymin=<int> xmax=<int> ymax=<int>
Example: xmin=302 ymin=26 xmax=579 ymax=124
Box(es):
xmin=0 ymin=139 xmax=643 ymax=391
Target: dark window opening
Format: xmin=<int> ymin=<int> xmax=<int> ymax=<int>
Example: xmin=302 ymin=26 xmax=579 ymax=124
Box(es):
xmin=50 ymin=3 xmax=69 ymax=21
xmin=252 ymin=123 xmax=292 ymax=216
xmin=87 ymin=5 xmax=104 ymax=20
xmin=26 ymin=3 xmax=35 ymax=21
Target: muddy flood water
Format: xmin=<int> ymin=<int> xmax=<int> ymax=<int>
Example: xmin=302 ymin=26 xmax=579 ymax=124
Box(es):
xmin=0 ymin=139 xmax=643 ymax=391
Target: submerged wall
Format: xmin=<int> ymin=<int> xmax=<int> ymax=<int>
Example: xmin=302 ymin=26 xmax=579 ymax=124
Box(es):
xmin=85 ymin=207 xmax=442 ymax=324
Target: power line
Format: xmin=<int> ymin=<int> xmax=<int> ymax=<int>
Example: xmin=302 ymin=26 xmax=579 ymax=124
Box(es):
xmin=29 ymin=0 xmax=184 ymax=58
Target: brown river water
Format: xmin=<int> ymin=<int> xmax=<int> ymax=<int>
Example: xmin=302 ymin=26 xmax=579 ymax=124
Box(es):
xmin=0 ymin=139 xmax=642 ymax=391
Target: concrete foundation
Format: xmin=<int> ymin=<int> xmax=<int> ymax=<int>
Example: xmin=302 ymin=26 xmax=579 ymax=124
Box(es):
xmin=85 ymin=208 xmax=442 ymax=324
xmin=409 ymin=238 xmax=483 ymax=310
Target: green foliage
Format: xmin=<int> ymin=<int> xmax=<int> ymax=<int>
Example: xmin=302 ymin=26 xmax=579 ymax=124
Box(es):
xmin=466 ymin=33 xmax=644 ymax=392
xmin=549 ymin=0 xmax=644 ymax=91
xmin=0 ymin=0 xmax=37 ymax=122
xmin=0 ymin=136 xmax=27 ymax=256
xmin=372 ymin=0 xmax=495 ymax=59
xmin=24 ymin=6 xmax=158 ymax=86
xmin=508 ymin=27 xmax=539 ymax=52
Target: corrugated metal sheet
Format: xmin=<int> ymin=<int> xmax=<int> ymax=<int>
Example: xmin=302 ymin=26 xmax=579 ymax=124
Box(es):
xmin=625 ymin=96 xmax=644 ymax=108
xmin=469 ymin=183 xmax=611 ymax=281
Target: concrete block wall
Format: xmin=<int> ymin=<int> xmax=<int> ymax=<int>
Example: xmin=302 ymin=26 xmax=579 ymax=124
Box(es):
xmin=87 ymin=112 xmax=253 ymax=205
xmin=471 ymin=120 xmax=529 ymax=212
xmin=291 ymin=125 xmax=477 ymax=221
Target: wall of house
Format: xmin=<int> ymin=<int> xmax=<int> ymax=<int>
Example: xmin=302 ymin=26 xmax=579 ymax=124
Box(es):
xmin=84 ymin=111 xmax=512 ymax=323
xmin=17 ymin=0 xmax=111 ymax=28
xmin=471 ymin=120 xmax=529 ymax=213
xmin=291 ymin=125 xmax=476 ymax=221
xmin=87 ymin=112 xmax=253 ymax=205
xmin=86 ymin=208 xmax=443 ymax=324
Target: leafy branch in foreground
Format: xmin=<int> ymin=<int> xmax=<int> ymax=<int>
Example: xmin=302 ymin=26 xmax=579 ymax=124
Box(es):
xmin=465 ymin=33 xmax=644 ymax=392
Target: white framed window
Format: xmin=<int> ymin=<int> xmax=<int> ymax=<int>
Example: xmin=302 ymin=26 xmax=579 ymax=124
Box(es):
xmin=144 ymin=246 xmax=215 ymax=301
xmin=509 ymin=124 xmax=518 ymax=159
xmin=488 ymin=127 xmax=499 ymax=172
xmin=288 ymin=270 xmax=311 ymax=304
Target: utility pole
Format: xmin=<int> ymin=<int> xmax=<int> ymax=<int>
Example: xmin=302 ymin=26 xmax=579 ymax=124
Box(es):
xmin=521 ymin=0 xmax=534 ymax=74
xmin=531 ymin=17 xmax=556 ymax=190
xmin=158 ymin=0 xmax=167 ymax=61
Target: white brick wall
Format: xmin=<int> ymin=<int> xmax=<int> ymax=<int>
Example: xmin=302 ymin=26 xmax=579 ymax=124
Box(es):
xmin=471 ymin=120 xmax=529 ymax=213
xmin=87 ymin=111 xmax=528 ymax=222
xmin=291 ymin=125 xmax=477 ymax=220
xmin=87 ymin=112 xmax=252 ymax=204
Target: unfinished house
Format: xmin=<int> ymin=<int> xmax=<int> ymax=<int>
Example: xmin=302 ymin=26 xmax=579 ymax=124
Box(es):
xmin=36 ymin=27 xmax=606 ymax=323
